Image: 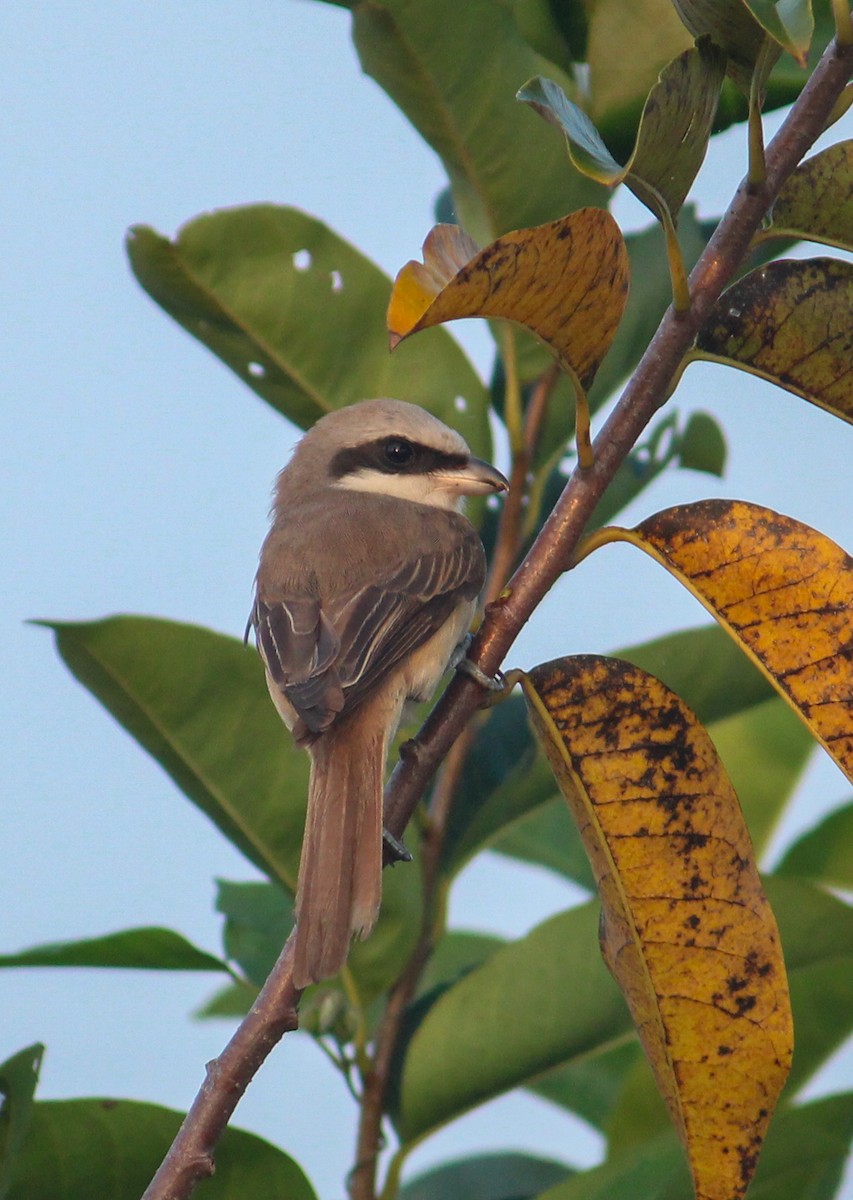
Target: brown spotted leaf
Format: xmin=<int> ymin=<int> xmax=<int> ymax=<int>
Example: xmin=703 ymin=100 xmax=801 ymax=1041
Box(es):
xmin=588 ymin=500 xmax=853 ymax=783
xmin=692 ymin=258 xmax=853 ymax=424
xmin=761 ymin=141 xmax=853 ymax=253
xmin=523 ymin=655 xmax=793 ymax=1200
xmin=387 ymin=210 xmax=629 ymax=390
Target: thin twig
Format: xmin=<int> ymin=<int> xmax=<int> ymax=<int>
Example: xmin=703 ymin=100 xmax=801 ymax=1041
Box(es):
xmin=141 ymin=33 xmax=853 ymax=1200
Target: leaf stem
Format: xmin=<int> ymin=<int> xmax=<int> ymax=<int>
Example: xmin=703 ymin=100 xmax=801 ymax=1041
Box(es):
xmin=833 ymin=0 xmax=853 ymax=46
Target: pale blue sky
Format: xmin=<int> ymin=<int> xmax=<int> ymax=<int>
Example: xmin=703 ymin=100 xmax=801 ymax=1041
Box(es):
xmin=2 ymin=4 xmax=851 ymax=1196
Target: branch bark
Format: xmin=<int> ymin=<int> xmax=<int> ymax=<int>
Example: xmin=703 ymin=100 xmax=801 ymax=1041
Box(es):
xmin=142 ymin=31 xmax=853 ymax=1200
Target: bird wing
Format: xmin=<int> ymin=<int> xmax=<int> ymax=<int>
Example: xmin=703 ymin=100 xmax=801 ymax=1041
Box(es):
xmin=251 ymin=522 xmax=485 ymax=739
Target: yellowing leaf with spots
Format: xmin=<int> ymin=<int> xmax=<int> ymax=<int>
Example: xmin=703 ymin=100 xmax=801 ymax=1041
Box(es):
xmin=586 ymin=500 xmax=853 ymax=783
xmin=523 ymin=655 xmax=792 ymax=1200
xmin=692 ymin=258 xmax=853 ymax=424
xmin=759 ymin=141 xmax=853 ymax=254
xmin=387 ymin=210 xmax=629 ymax=389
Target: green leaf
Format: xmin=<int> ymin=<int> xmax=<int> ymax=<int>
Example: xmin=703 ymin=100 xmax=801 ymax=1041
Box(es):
xmin=351 ymin=0 xmax=605 ymax=244
xmin=520 ymin=41 xmax=725 ymax=224
xmin=127 ymin=207 xmax=490 ymax=451
xmin=676 ymin=411 xmax=728 ymax=475
xmin=416 ymin=930 xmax=505 ymax=999
xmin=692 ymin=258 xmax=853 ymax=425
xmin=42 ymin=616 xmax=309 ymax=892
xmin=491 ymin=799 xmax=594 ymax=891
xmin=775 ymin=798 xmax=853 ymax=888
xmin=765 ymin=876 xmax=853 ymax=1094
xmin=195 ymin=979 xmax=259 ymax=1020
xmin=670 ymin=0 xmax=780 ymax=92
xmin=6 ymin=1099 xmax=317 ymax=1200
xmin=527 ymin=1040 xmax=642 ymax=1131
xmin=216 ymin=880 xmax=293 ymax=987
xmin=708 ymin=696 xmax=815 ymax=855
xmin=0 ymin=928 xmax=228 ymax=974
xmin=344 ymin=836 xmax=423 ymax=1003
xmin=399 ymin=1151 xmax=571 ymax=1200
xmin=742 ymin=0 xmax=814 ymax=65
xmin=393 ymin=901 xmax=631 ymax=1140
xmin=0 ymin=1044 xmax=43 ymax=1200
xmin=762 ymin=141 xmax=853 ymax=253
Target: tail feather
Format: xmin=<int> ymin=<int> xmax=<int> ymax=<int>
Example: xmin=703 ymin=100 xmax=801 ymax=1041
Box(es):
xmin=292 ymin=720 xmax=384 ymax=989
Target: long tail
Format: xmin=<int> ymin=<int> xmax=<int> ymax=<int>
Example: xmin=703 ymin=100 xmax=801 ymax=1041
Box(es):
xmin=292 ymin=717 xmax=384 ymax=989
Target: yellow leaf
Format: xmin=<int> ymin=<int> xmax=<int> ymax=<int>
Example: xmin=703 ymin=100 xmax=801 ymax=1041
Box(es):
xmin=523 ymin=655 xmax=793 ymax=1200
xmin=692 ymin=259 xmax=853 ymax=424
xmin=587 ymin=500 xmax=853 ymax=783
xmin=387 ymin=210 xmax=629 ymax=389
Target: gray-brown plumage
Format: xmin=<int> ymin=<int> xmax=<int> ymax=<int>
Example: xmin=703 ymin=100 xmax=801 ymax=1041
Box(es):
xmin=248 ymin=399 xmax=507 ymax=988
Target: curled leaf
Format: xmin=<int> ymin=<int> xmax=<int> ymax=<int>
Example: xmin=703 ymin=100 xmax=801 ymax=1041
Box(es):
xmin=585 ymin=500 xmax=853 ymax=784
xmin=671 ymin=0 xmax=809 ymax=91
xmin=692 ymin=258 xmax=853 ymax=424
xmin=388 ymin=211 xmax=629 ymax=390
xmin=523 ymin=655 xmax=793 ymax=1200
xmin=761 ymin=141 xmax=853 ymax=252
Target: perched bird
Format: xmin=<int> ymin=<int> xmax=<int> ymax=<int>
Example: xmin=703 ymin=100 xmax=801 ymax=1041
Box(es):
xmin=248 ymin=398 xmax=508 ymax=988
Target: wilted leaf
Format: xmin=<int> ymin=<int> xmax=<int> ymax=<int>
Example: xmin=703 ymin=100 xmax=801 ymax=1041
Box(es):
xmin=127 ymin=206 xmax=490 ymax=451
xmin=398 ymin=1151 xmax=571 ymax=1200
xmin=775 ymin=798 xmax=853 ymax=888
xmin=6 ymin=1099 xmax=316 ymax=1200
xmin=0 ymin=928 xmax=229 ymax=974
xmin=588 ymin=501 xmax=853 ymax=783
xmin=41 ymin=617 xmax=310 ymax=891
xmin=0 ymin=1044 xmax=43 ymax=1199
xmin=352 ymin=0 xmax=604 ymax=244
xmin=388 ymin=211 xmax=629 ymax=390
xmin=523 ymin=656 xmax=793 ymax=1200
xmin=692 ymin=259 xmax=853 ymax=423
xmin=519 ymin=40 xmax=725 ymax=224
xmin=393 ymin=901 xmax=632 ymax=1140
xmin=760 ymin=141 xmax=853 ymax=252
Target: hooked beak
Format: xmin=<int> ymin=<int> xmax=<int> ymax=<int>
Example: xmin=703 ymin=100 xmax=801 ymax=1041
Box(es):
xmin=436 ymin=455 xmax=509 ymax=497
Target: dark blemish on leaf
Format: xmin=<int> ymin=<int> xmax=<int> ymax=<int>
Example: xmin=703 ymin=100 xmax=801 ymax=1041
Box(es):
xmin=717 ymin=1044 xmax=733 ymax=1056
xmin=688 ymin=872 xmax=706 ymax=891
xmin=681 ymin=831 xmax=709 ymax=851
xmin=735 ymin=994 xmax=757 ymax=1016
xmin=727 ymin=975 xmax=747 ymax=993
xmin=685 ymin=914 xmax=701 ymax=929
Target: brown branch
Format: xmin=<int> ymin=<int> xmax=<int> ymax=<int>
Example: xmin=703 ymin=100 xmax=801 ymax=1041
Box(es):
xmin=141 ymin=33 xmax=852 ymax=1200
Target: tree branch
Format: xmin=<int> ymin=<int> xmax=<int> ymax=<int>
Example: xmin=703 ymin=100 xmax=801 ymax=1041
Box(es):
xmin=141 ymin=32 xmax=852 ymax=1200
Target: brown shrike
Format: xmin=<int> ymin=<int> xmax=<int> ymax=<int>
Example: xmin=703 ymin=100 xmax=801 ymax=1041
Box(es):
xmin=248 ymin=398 xmax=508 ymax=988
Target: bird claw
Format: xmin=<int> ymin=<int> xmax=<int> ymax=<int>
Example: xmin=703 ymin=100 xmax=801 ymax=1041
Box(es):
xmin=382 ymin=827 xmax=412 ymax=864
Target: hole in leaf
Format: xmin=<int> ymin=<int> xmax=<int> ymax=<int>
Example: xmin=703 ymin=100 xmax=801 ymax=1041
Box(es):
xmin=330 ymin=270 xmax=343 ymax=293
xmin=292 ymin=249 xmax=312 ymax=271
xmin=247 ymin=362 xmax=266 ymax=378
xmin=454 ymin=395 xmax=468 ymax=413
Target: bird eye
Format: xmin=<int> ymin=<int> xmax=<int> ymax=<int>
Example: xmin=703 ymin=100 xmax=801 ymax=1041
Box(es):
xmin=383 ymin=437 xmax=415 ymax=466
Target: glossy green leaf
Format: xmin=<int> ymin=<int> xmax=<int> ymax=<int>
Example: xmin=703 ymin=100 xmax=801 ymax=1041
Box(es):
xmin=345 ymin=835 xmax=423 ymax=1003
xmin=527 ymin=1040 xmax=642 ymax=1131
xmin=676 ymin=411 xmax=728 ymax=475
xmin=775 ymin=798 xmax=853 ymax=888
xmin=216 ymin=880 xmax=293 ymax=987
xmin=762 ymin=141 xmax=853 ymax=252
xmin=519 ymin=40 xmax=725 ymax=224
xmin=393 ymin=901 xmax=631 ymax=1140
xmin=352 ymin=0 xmax=604 ymax=244
xmin=42 ymin=616 xmax=309 ymax=892
xmin=491 ymin=799 xmax=594 ymax=891
xmin=693 ymin=259 xmax=853 ymax=424
xmin=127 ymin=206 xmax=490 ymax=451
xmin=538 ymin=1093 xmax=853 ymax=1200
xmin=742 ymin=0 xmax=814 ymax=65
xmin=0 ymin=1044 xmax=43 ymax=1200
xmin=0 ymin=928 xmax=228 ymax=974
xmin=6 ymin=1099 xmax=316 ymax=1200
xmin=399 ymin=1151 xmax=571 ymax=1200
xmin=416 ymin=931 xmax=504 ymax=999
